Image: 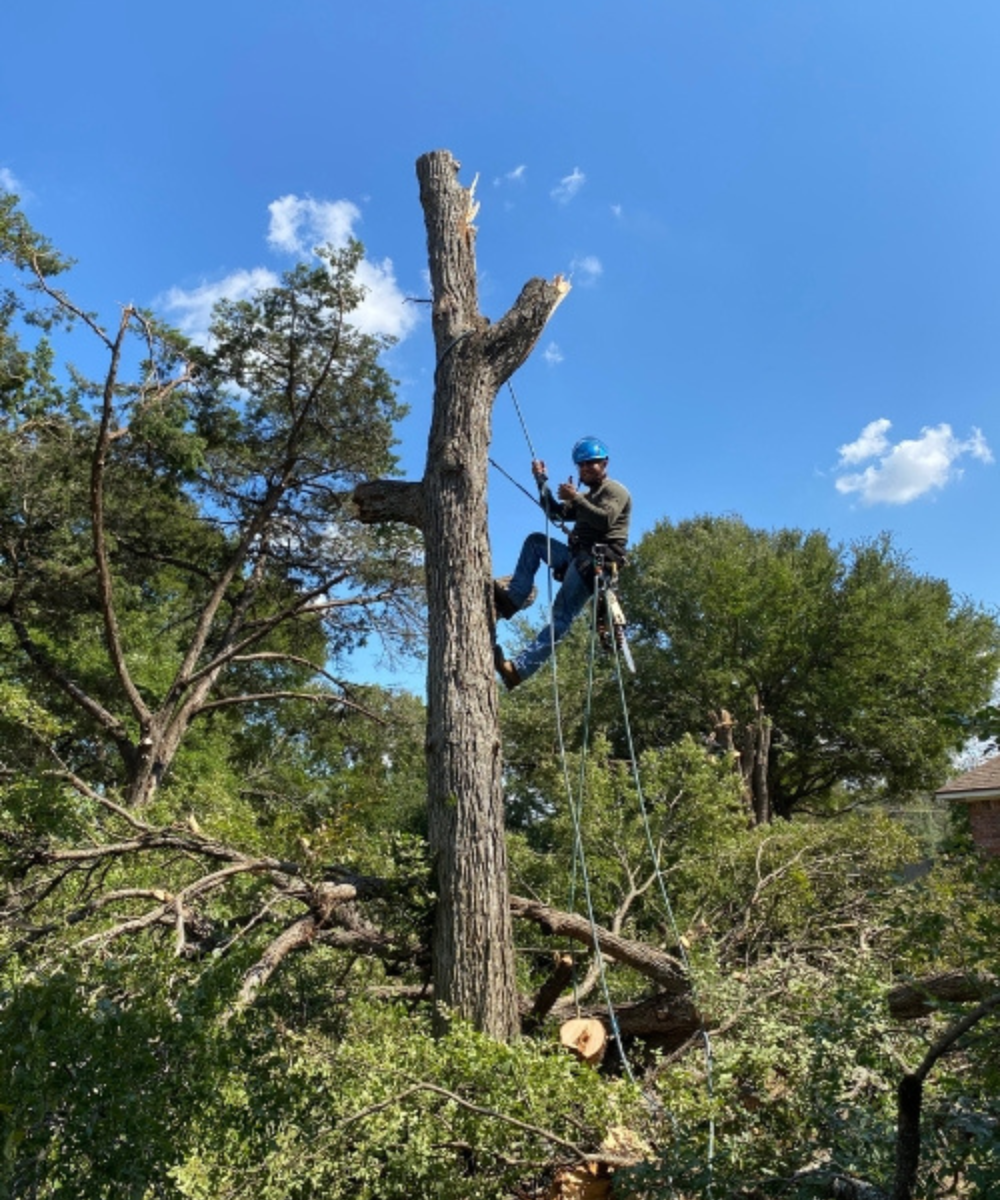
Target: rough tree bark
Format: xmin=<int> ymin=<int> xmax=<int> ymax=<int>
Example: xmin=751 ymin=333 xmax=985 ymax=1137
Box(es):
xmin=354 ymin=150 xmax=569 ymax=1038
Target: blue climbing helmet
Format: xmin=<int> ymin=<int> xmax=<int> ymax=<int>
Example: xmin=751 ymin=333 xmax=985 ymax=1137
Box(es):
xmin=572 ymin=435 xmax=610 ymax=465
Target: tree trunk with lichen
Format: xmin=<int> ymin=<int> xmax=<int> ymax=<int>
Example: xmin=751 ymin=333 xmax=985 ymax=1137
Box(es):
xmin=354 ymin=150 xmax=569 ymax=1038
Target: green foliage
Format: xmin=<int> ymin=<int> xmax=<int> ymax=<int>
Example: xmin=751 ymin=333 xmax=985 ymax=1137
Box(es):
xmin=176 ymin=1001 xmax=642 ymax=1200
xmin=509 ymin=734 xmax=745 ymax=928
xmin=0 ymin=970 xmax=644 ymax=1200
xmin=620 ymin=515 xmax=1000 ymax=818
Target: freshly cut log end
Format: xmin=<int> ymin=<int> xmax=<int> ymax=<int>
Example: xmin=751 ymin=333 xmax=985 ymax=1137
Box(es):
xmin=560 ymin=1016 xmax=607 ymax=1067
xmin=546 ymin=1163 xmax=611 ymax=1200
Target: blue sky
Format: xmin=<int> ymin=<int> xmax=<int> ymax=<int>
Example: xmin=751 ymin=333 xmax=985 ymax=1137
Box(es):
xmin=4 ymin=2 xmax=999 ymax=685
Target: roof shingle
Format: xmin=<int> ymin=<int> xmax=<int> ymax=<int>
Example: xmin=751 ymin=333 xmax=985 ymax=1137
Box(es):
xmin=937 ymin=754 xmax=1000 ymax=798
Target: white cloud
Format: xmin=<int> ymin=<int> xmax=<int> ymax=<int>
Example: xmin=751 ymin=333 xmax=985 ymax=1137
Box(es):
xmin=542 ymin=341 xmax=564 ymax=366
xmin=834 ymin=420 xmax=993 ymax=505
xmin=160 ymin=267 xmax=280 ymax=343
xmin=837 ymin=417 xmax=892 ymax=465
xmin=267 ymin=195 xmax=361 ymax=254
xmin=494 ymin=164 xmax=526 ymax=187
xmin=352 ymin=255 xmax=418 ymax=340
xmin=0 ymin=167 xmax=22 ymax=194
xmin=551 ymin=167 xmax=586 ymax=204
xmin=159 ymin=193 xmax=417 ymax=344
xmin=570 ymin=255 xmax=603 ymax=286
xmin=610 ymin=203 xmax=623 ymax=219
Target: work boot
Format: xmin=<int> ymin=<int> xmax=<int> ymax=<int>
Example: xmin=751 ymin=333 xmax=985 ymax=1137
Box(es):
xmin=493 ymin=580 xmax=519 ymax=620
xmin=492 ymin=576 xmax=537 ymax=621
xmin=493 ymin=644 xmax=522 ymax=691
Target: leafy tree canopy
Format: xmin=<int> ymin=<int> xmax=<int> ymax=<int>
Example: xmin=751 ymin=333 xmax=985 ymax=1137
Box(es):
xmin=617 ymin=515 xmax=1000 ymax=819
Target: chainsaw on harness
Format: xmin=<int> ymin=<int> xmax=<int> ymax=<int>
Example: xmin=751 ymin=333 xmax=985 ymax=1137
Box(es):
xmin=591 ymin=543 xmax=636 ymax=675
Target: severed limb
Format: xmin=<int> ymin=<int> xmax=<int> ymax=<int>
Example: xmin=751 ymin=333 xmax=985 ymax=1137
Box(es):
xmin=510 ymin=894 xmax=687 ymax=992
xmin=888 ymin=970 xmax=999 ymax=1019
xmin=236 ymin=914 xmax=320 ymax=1008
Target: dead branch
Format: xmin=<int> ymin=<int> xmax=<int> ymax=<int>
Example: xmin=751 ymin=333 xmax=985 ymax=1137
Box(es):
xmin=29 ymin=252 xmax=113 ymax=348
xmin=72 ymin=861 xmax=261 ymax=953
xmin=236 ymin=915 xmax=319 ymax=1008
xmin=3 ymin=888 xmax=173 ymax=960
xmin=33 ymin=833 xmax=288 ymax=870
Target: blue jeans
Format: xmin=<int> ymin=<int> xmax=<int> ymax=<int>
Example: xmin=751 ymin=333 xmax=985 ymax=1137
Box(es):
xmin=507 ymin=532 xmax=592 ymax=681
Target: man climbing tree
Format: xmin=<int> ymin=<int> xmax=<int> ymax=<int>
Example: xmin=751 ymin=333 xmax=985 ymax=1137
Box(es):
xmin=493 ymin=436 xmax=631 ymax=690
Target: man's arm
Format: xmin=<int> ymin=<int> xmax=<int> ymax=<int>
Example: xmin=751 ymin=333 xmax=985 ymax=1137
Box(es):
xmin=533 ymin=460 xmax=570 ymax=521
xmin=569 ymin=481 xmax=630 ymax=535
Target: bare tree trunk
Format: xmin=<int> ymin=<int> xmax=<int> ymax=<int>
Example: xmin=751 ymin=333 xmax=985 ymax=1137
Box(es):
xmin=751 ymin=698 xmax=772 ymax=825
xmin=355 ymin=150 xmax=568 ymax=1038
xmin=710 ymin=701 xmax=772 ymax=825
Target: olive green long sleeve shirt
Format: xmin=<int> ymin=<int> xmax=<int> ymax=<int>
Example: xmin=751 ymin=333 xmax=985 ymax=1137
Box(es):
xmin=540 ymin=477 xmax=631 ymax=553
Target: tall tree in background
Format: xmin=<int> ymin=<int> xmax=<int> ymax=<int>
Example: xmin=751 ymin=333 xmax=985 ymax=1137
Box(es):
xmin=355 ymin=150 xmax=569 ymax=1038
xmin=621 ymin=515 xmax=1000 ymax=822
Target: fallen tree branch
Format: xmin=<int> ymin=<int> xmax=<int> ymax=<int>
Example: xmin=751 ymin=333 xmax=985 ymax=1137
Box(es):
xmin=236 ymin=914 xmax=318 ymax=1008
xmin=341 ymin=1077 xmax=607 ymax=1164
xmin=510 ymin=894 xmax=687 ymax=991
xmin=887 ymin=971 xmax=998 ymax=1019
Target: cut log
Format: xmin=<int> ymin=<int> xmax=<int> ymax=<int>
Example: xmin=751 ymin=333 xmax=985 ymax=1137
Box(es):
xmin=545 ymin=1126 xmax=650 ymax=1199
xmin=546 ymin=1163 xmax=612 ymax=1200
xmin=552 ymin=992 xmax=701 ymax=1051
xmin=560 ymin=1017 xmax=607 ymax=1067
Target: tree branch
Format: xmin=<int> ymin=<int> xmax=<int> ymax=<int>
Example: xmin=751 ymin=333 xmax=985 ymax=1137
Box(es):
xmin=509 ymin=894 xmax=687 ymax=991
xmin=91 ymin=305 xmax=152 ymax=726
xmin=352 ymin=479 xmax=426 ymax=530
xmin=482 ymin=275 xmax=571 ymax=386
xmin=891 ymin=991 xmax=1000 ymax=1200
xmin=42 ymin=767 xmax=154 ymax=834
xmin=195 ymin=690 xmax=373 ymax=715
xmin=4 ymin=604 xmax=134 ymax=754
xmin=235 ymin=914 xmax=318 ymax=1007
xmin=887 ymin=971 xmax=998 ymax=1020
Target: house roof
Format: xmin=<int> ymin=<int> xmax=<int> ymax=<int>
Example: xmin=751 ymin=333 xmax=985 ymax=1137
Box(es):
xmin=937 ymin=754 xmax=1000 ymax=800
